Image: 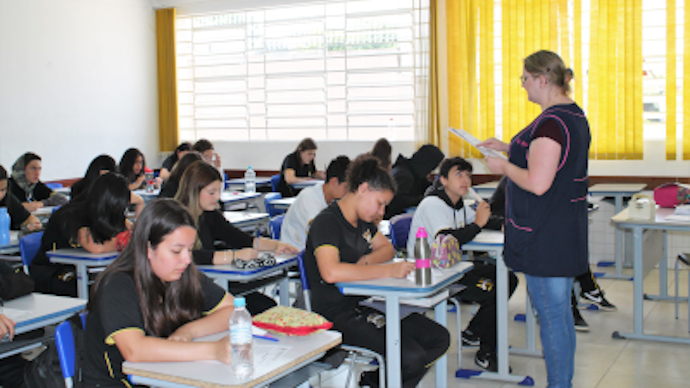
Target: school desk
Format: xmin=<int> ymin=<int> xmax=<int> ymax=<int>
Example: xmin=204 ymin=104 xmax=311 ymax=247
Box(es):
xmin=0 ymin=231 xmax=20 ymax=255
xmin=225 ymin=177 xmax=272 ymax=192
xmin=47 ymin=249 xmax=119 ymax=299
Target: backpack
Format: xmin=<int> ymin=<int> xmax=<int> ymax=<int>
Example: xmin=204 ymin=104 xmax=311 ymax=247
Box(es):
xmin=23 ymin=313 xmax=85 ymax=388
xmin=654 ymin=183 xmax=690 ymax=208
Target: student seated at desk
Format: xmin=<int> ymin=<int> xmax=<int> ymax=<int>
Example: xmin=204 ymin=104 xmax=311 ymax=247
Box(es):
xmin=9 ymin=152 xmax=68 ymax=212
xmin=304 ymin=155 xmax=450 ymax=388
xmin=158 ymin=142 xmax=192 ymax=181
xmin=31 ymin=173 xmax=131 ymax=297
xmin=408 ymin=157 xmax=518 ymax=372
xmin=158 ymin=151 xmax=202 ymax=199
xmin=83 ymin=199 xmax=235 ymax=387
xmin=119 ymin=148 xmax=148 ymax=191
xmin=0 ymin=261 xmax=31 ymax=387
xmin=192 ymin=138 xmax=222 ymax=170
xmin=384 ymin=144 xmax=444 ymax=220
xmin=278 ymin=137 xmax=325 ymax=197
xmin=0 ymin=165 xmax=42 ymax=231
xmin=280 ymin=155 xmax=350 ymax=251
xmin=176 ymin=161 xmax=299 ymax=315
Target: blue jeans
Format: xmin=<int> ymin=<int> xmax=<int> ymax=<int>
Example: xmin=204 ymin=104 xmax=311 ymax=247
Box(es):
xmin=525 ymin=275 xmax=575 ymax=388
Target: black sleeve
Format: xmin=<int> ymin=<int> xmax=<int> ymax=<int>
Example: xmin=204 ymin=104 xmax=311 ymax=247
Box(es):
xmin=32 ymin=182 xmax=54 ymax=202
xmin=199 ymin=273 xmax=228 ymax=313
xmin=385 ymin=170 xmax=421 ymax=219
xmin=282 ymin=153 xmax=298 ymax=172
xmin=193 ymin=211 xmax=254 ymax=265
xmin=437 ymin=223 xmax=481 ymax=245
xmin=308 ymin=212 xmax=342 ymax=258
xmin=97 ymin=273 xmax=146 ymax=345
xmin=162 ymin=156 xmax=175 ymax=171
xmin=533 ymin=118 xmax=565 ymax=146
xmin=7 ymin=194 xmax=30 ymax=230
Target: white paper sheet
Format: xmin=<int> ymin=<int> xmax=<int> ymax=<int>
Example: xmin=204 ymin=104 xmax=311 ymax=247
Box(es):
xmin=449 ymin=128 xmax=508 ymax=160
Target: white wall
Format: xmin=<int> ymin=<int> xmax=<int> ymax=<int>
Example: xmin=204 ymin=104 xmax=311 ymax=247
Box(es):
xmin=0 ymin=0 xmax=159 ymax=181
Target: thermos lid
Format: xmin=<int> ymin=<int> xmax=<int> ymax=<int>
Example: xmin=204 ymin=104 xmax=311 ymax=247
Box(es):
xmin=415 ymin=227 xmax=428 ymax=238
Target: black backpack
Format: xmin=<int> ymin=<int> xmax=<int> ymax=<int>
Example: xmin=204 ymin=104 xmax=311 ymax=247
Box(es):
xmin=23 ymin=313 xmax=85 ymax=388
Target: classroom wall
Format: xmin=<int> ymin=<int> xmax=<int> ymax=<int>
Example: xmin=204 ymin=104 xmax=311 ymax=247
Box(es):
xmin=0 ymin=0 xmax=159 ymax=181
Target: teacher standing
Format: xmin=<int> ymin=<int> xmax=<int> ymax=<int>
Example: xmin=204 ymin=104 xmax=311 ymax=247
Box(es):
xmin=479 ymin=50 xmax=590 ymax=388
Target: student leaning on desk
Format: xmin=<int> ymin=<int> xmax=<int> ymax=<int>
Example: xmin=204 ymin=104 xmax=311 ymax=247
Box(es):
xmin=278 ymin=137 xmax=326 ymax=197
xmin=304 ymin=155 xmax=450 ymax=388
xmin=158 ymin=141 xmax=192 ymax=181
xmin=176 ymin=161 xmax=298 ymax=315
xmin=30 ymin=173 xmax=132 ymax=297
xmin=9 ymin=152 xmax=68 ymax=213
xmin=83 ymin=199 xmax=235 ymax=387
xmin=0 ymin=165 xmax=42 ymax=232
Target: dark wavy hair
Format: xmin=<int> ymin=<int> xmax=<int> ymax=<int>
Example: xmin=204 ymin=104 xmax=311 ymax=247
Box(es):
xmin=70 ymin=155 xmax=118 ymax=199
xmin=346 ymin=154 xmax=396 ymax=194
xmin=370 ymin=138 xmax=392 ymax=170
xmin=57 ymin=172 xmax=129 ymax=245
xmin=192 ymin=139 xmax=214 ymax=153
xmin=175 ymin=161 xmax=222 ymax=221
xmin=171 ymin=142 xmax=192 ymax=164
xmin=439 ymin=157 xmax=473 ymax=178
xmin=88 ymin=199 xmax=205 ymax=337
xmin=167 ymin=152 xmax=203 ymax=185
xmin=119 ymin=148 xmax=146 ymax=184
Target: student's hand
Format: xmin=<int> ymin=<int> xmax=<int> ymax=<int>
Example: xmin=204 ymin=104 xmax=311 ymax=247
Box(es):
xmin=0 ymin=314 xmax=16 ymax=341
xmin=312 ymin=170 xmax=326 ymax=180
xmin=25 ymin=217 xmax=43 ymax=232
xmin=23 ymin=202 xmax=43 ymax=213
xmin=168 ymin=325 xmax=195 ymax=342
xmin=235 ymin=248 xmax=259 ymax=261
xmin=477 ymin=137 xmax=509 ymax=153
xmin=154 ymin=177 xmax=163 ymax=189
xmin=485 ymin=156 xmax=508 ymax=175
xmin=275 ymin=242 xmax=299 ymax=255
xmin=214 ymin=335 xmax=232 ymax=364
xmin=212 ymin=153 xmax=222 ymax=168
xmin=125 ymin=219 xmax=134 ymax=230
xmin=387 ymin=261 xmax=415 ymax=279
xmin=474 ymin=201 xmax=491 ymax=228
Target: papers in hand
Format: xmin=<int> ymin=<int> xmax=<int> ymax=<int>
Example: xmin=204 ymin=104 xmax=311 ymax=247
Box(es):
xmin=449 ymin=128 xmax=507 ymax=160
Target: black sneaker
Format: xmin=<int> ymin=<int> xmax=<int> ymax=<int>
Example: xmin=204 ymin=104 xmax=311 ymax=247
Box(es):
xmin=573 ymin=306 xmax=589 ymax=332
xmin=581 ymin=289 xmax=617 ymax=311
xmin=474 ymin=350 xmax=511 ymax=373
xmin=461 ymin=330 xmax=481 ymax=347
xmin=359 ymin=370 xmax=380 ymax=388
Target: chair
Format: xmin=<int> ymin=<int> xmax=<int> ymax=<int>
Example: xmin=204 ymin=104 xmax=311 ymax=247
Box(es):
xmin=675 ymin=253 xmax=690 ymax=329
xmin=19 ymin=231 xmax=44 ymax=275
xmin=270 ymin=174 xmax=281 ymax=192
xmin=389 ymin=213 xmax=414 ymax=253
xmin=265 ymin=192 xmax=286 ymax=217
xmin=45 ymin=182 xmax=64 ymax=190
xmin=296 ymin=252 xmax=386 ymax=388
xmin=270 ymin=214 xmax=285 ymax=240
xmin=55 ymin=312 xmax=87 ymax=388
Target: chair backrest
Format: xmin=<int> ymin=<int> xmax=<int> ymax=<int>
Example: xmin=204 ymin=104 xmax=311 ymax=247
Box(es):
xmin=296 ymin=251 xmax=312 ymax=312
xmin=45 ymin=182 xmax=64 ymax=190
xmin=55 ymin=312 xmax=86 ymax=387
xmin=270 ymin=174 xmax=281 ymax=192
xmin=265 ymin=192 xmax=285 ymax=217
xmin=389 ymin=213 xmax=414 ymax=251
xmin=270 ymin=214 xmax=285 ymax=240
xmin=19 ymin=231 xmax=44 ymax=274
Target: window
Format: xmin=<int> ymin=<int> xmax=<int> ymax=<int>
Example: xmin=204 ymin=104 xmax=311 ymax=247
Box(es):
xmin=176 ymin=0 xmax=429 ymax=142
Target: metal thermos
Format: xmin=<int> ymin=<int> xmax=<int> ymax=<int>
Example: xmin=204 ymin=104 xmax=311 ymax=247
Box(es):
xmin=413 ymin=227 xmax=432 ymax=286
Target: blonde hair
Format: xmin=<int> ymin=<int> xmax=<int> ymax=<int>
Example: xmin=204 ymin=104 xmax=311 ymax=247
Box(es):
xmin=524 ymin=50 xmax=572 ymax=95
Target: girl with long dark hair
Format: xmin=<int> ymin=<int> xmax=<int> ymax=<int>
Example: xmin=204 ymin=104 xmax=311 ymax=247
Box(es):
xmin=119 ymin=148 xmax=147 ymax=191
xmin=176 ymin=161 xmax=298 ymax=314
xmin=30 ymin=173 xmax=131 ymax=297
xmin=69 ymin=154 xmax=118 ymax=199
xmin=83 ymin=199 xmax=234 ymax=387
xmin=303 ymin=155 xmax=450 ymax=388
xmin=159 ymin=142 xmax=192 ymax=180
xmin=277 ymin=137 xmax=325 ymax=197
xmin=158 ymin=152 xmax=203 ymax=199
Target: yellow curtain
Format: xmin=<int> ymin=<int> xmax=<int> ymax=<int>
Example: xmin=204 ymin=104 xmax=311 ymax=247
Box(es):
xmin=156 ymin=8 xmax=179 ymax=153
xmin=501 ymin=0 xmax=573 ymax=141
xmin=587 ymin=1 xmax=642 ymax=159
xmin=666 ymin=0 xmax=676 ymax=160
xmin=447 ymin=0 xmax=494 ymax=158
xmin=426 ymin=0 xmax=443 ymax=147
xmin=685 ymin=1 xmax=690 ymax=159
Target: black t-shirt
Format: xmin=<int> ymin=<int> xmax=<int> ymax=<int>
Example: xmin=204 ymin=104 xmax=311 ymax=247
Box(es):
xmin=158 ymin=179 xmax=179 ymax=199
xmin=161 ymin=155 xmax=176 ymax=171
xmin=193 ymin=210 xmax=254 ymax=265
xmin=278 ymin=152 xmax=316 ymax=197
xmin=83 ymin=271 xmax=227 ymax=387
xmin=0 ymin=192 xmax=30 ymax=230
xmin=304 ymin=202 xmax=379 ymax=320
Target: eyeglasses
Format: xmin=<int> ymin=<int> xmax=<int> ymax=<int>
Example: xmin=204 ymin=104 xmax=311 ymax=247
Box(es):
xmin=520 ymin=75 xmax=531 ymax=84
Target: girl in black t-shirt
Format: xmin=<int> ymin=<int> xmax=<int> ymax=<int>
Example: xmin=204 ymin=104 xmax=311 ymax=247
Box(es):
xmin=84 ymin=199 xmax=233 ymax=387
xmin=158 ymin=151 xmax=202 ymax=199
xmin=0 ymin=165 xmax=41 ymax=231
xmin=159 ymin=142 xmax=192 ymax=180
xmin=278 ymin=137 xmax=325 ymax=197
xmin=119 ymin=148 xmax=147 ymax=191
xmin=69 ymin=154 xmax=118 ymax=200
xmin=304 ymin=155 xmax=450 ymax=388
xmin=176 ymin=160 xmax=298 ymax=314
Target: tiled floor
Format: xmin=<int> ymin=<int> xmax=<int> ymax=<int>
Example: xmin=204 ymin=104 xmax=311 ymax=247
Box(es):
xmin=311 ymin=267 xmax=690 ymax=388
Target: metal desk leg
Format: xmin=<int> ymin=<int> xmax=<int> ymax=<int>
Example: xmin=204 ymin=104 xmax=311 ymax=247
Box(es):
xmin=645 ymin=231 xmax=683 ymax=301
xmin=613 ymin=226 xmax=690 ymax=345
xmin=279 ymin=275 xmax=290 ymax=306
xmin=385 ymin=295 xmax=402 ymax=388
xmin=510 ymin=292 xmax=541 ymax=357
xmin=76 ymin=264 xmax=88 ymax=300
xmin=599 ymin=195 xmax=633 ymax=280
xmin=433 ymin=299 xmax=448 ymax=388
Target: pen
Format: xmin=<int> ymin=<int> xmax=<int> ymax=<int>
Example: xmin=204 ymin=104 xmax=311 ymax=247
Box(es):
xmin=253 ymin=334 xmax=279 ymax=342
xmin=467 ymin=187 xmax=484 ymax=203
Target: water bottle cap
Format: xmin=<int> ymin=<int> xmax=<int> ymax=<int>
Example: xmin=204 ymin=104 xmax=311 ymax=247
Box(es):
xmin=234 ymin=296 xmax=246 ymax=308
xmin=248 ymin=166 xmax=252 ymax=169
xmin=415 ymin=227 xmax=428 ymax=238
xmin=144 ymin=167 xmax=153 ymax=173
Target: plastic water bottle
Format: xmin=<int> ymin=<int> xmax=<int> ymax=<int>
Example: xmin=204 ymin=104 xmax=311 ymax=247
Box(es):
xmin=229 ymin=296 xmax=253 ymax=380
xmin=144 ymin=167 xmax=155 ymax=193
xmin=244 ymin=166 xmax=256 ymax=193
xmin=0 ymin=208 xmax=9 ymax=245
xmin=413 ymin=227 xmax=432 ymax=286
